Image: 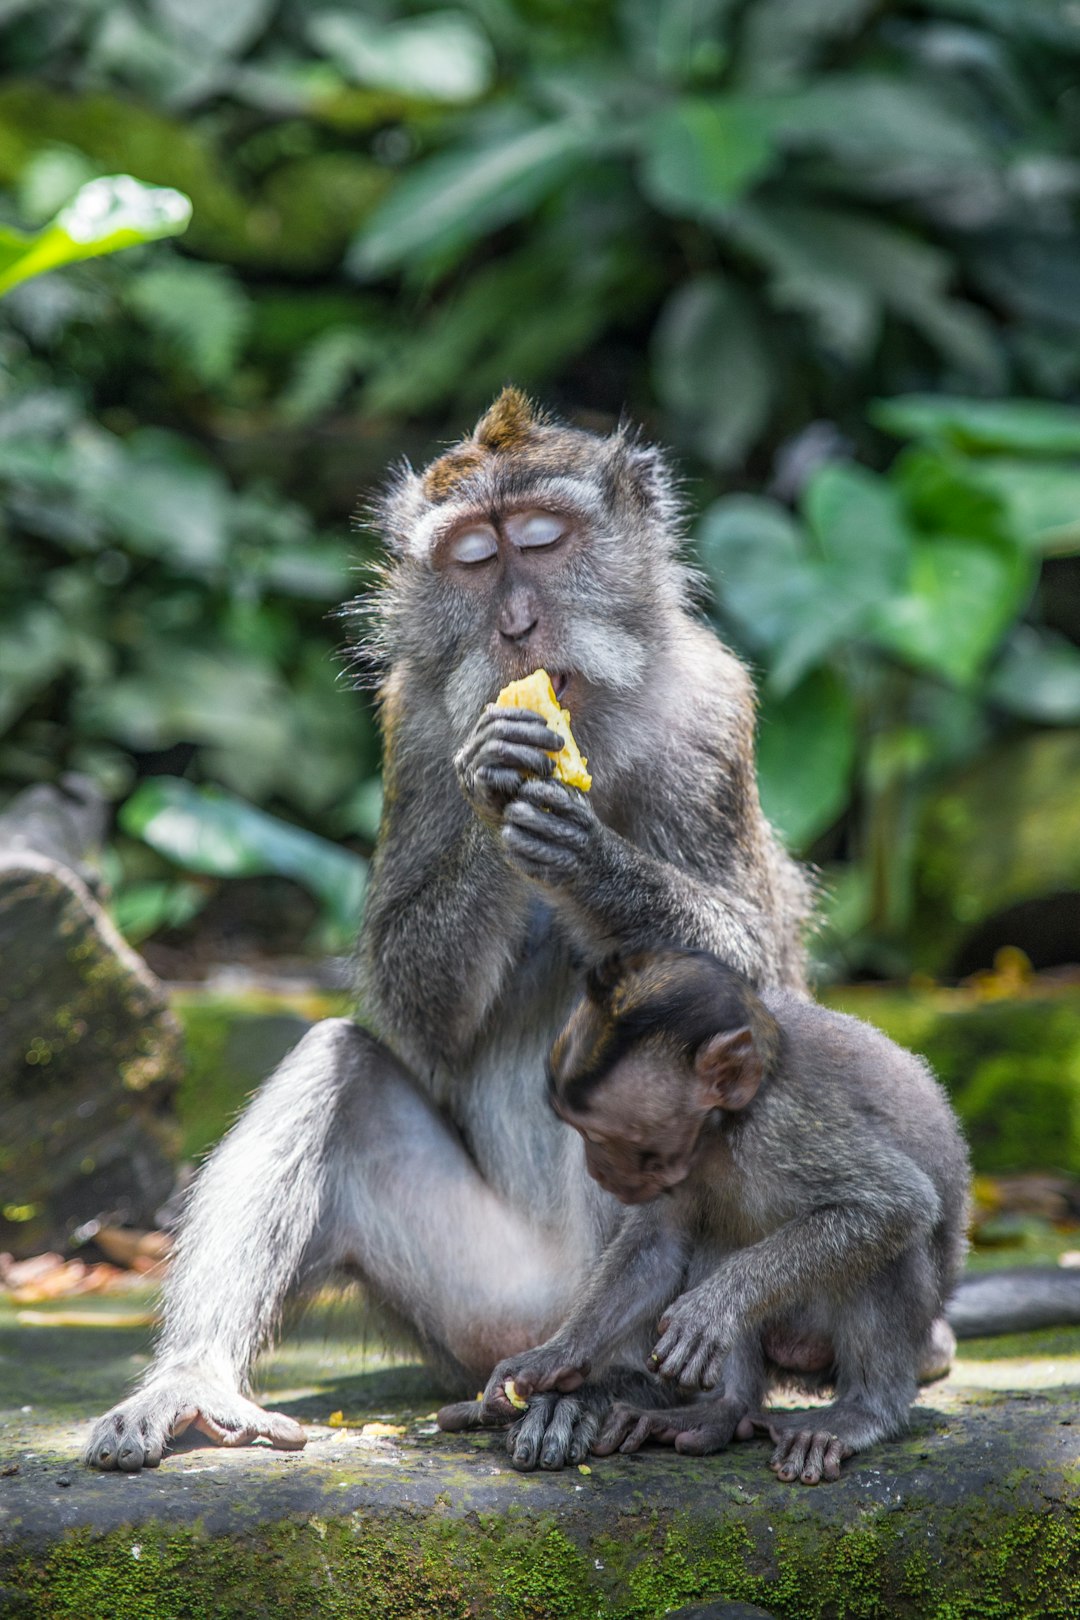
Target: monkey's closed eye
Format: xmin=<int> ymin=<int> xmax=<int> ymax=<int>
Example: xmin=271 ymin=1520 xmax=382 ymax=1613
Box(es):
xmin=449 ymin=526 xmax=498 ymax=564
xmin=505 ymin=511 xmax=565 ymax=550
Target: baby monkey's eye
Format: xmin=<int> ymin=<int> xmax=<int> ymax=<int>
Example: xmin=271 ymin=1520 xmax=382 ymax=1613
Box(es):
xmin=505 ymin=510 xmax=566 ymax=550
xmin=448 ymin=526 xmax=498 ymax=564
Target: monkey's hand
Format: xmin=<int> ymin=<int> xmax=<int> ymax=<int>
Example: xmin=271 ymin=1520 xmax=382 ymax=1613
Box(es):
xmin=594 ymin=1396 xmax=755 ymax=1457
xmin=649 ymin=1288 xmax=741 ymax=1391
xmin=492 ymin=1343 xmax=593 ymax=1416
xmin=85 ymin=1365 xmax=306 ymax=1472
xmin=454 ymin=706 xmax=563 ymax=826
xmin=500 ymin=777 xmax=599 ymax=886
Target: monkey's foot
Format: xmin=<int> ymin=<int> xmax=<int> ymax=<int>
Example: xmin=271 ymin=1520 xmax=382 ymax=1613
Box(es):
xmin=84 ymin=1369 xmax=306 ymax=1472
xmin=505 ymin=1390 xmax=606 ymax=1471
xmin=767 ymin=1417 xmax=854 ymax=1485
xmin=593 ymin=1396 xmax=754 ymax=1457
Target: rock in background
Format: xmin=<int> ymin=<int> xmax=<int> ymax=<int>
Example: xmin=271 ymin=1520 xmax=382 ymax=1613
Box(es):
xmin=0 ymin=776 xmax=182 ymax=1258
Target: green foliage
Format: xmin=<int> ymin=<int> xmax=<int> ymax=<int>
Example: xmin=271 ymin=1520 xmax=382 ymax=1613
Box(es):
xmin=0 ymin=0 xmax=1078 ymax=976
xmin=0 ymin=174 xmax=190 ymax=295
xmin=121 ymin=778 xmax=367 ymax=947
xmin=698 ymin=396 xmax=1080 ymax=975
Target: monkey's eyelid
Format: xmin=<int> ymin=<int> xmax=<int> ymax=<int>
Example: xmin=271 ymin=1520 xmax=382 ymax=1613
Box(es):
xmin=448 ymin=526 xmax=498 ymax=563
xmin=504 ymin=510 xmax=566 ymax=549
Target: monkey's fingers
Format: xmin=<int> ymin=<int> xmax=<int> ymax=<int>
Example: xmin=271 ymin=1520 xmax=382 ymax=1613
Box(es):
xmin=437 ymin=1399 xmax=507 ymax=1432
xmin=514 ymin=777 xmax=591 ymax=822
xmin=195 ymin=1404 xmax=306 ymax=1451
xmin=769 ymin=1427 xmax=850 ymax=1485
xmin=470 ymin=710 xmax=564 ymax=763
xmin=593 ymin=1404 xmax=675 ymax=1455
xmin=650 ymin=1324 xmax=701 ymax=1385
xmin=512 ymin=1360 xmax=590 ymax=1400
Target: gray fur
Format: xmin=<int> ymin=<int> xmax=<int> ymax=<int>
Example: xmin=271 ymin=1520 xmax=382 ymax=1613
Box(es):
xmin=478 ymin=989 xmax=971 ymax=1484
xmin=85 ymin=399 xmax=811 ymax=1471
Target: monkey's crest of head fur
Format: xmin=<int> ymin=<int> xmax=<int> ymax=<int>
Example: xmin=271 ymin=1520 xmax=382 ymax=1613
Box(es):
xmin=372 ymin=387 xmax=685 ymax=557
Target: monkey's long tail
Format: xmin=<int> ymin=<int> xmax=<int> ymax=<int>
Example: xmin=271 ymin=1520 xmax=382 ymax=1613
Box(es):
xmin=947 ymin=1267 xmax=1080 ymax=1337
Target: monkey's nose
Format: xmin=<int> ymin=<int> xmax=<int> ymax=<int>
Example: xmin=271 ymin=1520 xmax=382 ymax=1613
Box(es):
xmin=498 ymin=612 xmax=538 ymax=642
xmin=497 ymin=595 xmax=539 ymax=641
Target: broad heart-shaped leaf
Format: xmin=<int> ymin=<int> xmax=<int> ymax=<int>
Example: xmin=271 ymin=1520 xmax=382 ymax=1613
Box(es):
xmin=696 ymin=491 xmax=873 ymax=696
xmin=961 ymin=458 xmax=1080 ymax=557
xmin=870 ymin=533 xmax=1036 ymax=687
xmin=348 ymin=120 xmax=593 ymax=277
xmin=872 ymin=394 xmax=1080 ymax=456
xmin=652 ymin=276 xmax=775 ymax=469
xmin=987 ymin=627 xmax=1080 ymax=724
xmin=120 ymin=777 xmax=368 ymax=939
xmin=695 ymin=495 xmax=816 ymax=652
xmin=0 ymin=176 xmax=191 ymax=297
xmin=639 ymin=97 xmax=777 ymax=218
xmin=756 ymin=668 xmax=857 ymax=851
xmin=803 ymin=462 xmax=911 ymax=600
xmin=760 ymin=461 xmax=916 ymax=696
xmin=309 ymin=9 xmax=494 ymax=102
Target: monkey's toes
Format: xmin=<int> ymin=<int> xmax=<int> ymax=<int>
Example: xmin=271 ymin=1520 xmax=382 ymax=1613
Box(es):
xmin=770 ymin=1428 xmax=847 ymax=1485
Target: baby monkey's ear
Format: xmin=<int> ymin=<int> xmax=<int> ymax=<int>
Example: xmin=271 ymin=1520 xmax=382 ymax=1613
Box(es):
xmin=693 ymin=1027 xmax=763 ymax=1111
xmin=586 ymin=955 xmax=625 ymax=1002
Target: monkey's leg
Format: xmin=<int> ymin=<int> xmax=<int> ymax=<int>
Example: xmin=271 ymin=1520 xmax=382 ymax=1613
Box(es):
xmin=767 ymin=1263 xmax=927 ymax=1486
xmin=86 ymin=1020 xmax=567 ymax=1471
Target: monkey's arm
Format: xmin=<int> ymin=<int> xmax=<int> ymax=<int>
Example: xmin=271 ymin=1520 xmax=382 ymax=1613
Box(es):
xmin=470 ymin=1210 xmax=688 ymax=1419
xmin=360 ymin=706 xmax=564 ymax=1057
xmin=652 ymin=1152 xmax=941 ymax=1390
xmin=501 ymin=779 xmax=775 ymax=982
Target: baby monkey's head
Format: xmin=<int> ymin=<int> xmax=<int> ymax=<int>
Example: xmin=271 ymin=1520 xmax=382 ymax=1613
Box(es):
xmin=547 ymin=949 xmax=780 ymax=1204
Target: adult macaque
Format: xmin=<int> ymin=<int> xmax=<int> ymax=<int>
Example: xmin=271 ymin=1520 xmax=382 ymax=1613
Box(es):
xmin=85 ymin=390 xmax=813 ymax=1472
xmin=465 ymin=949 xmax=971 ymax=1485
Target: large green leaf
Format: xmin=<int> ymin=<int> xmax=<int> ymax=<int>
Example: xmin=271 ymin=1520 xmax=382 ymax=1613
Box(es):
xmin=766 ymin=73 xmax=991 ymax=171
xmin=120 ymin=777 xmax=367 ymax=939
xmin=127 ymin=261 xmax=252 ymax=387
xmin=0 ymin=175 xmax=191 ymax=296
xmin=987 ymin=628 xmax=1080 ymax=723
xmin=695 ymin=495 xmax=814 ymax=651
xmin=873 ymin=395 xmax=1080 ymax=455
xmin=738 ymin=0 xmax=879 ymax=89
xmin=954 ymin=460 xmax=1080 ymax=556
xmin=731 ymin=202 xmax=1000 ymax=379
xmin=639 ymin=97 xmax=777 ymax=218
xmin=652 ymin=275 xmax=775 ymax=469
xmin=309 ymin=10 xmax=495 ymax=102
xmin=870 ymin=535 xmax=1036 ymax=686
xmin=348 ymin=120 xmax=594 ymax=277
xmin=757 ymin=668 xmax=857 ymax=849
xmin=803 ymin=462 xmax=911 ymax=600
xmin=763 ymin=462 xmax=916 ymax=695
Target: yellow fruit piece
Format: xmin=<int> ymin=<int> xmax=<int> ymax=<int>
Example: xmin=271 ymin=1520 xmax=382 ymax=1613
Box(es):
xmin=495 ymin=670 xmax=591 ymax=791
xmin=578 ymin=1464 xmax=592 ymax=1475
xmin=504 ymin=1379 xmax=529 ymax=1410
xmin=327 ymin=1410 xmax=345 ymax=1427
xmin=360 ymin=1421 xmax=406 ymax=1439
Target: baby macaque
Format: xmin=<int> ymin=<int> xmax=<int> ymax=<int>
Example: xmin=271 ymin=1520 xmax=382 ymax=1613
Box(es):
xmin=470 ymin=949 xmax=970 ymax=1484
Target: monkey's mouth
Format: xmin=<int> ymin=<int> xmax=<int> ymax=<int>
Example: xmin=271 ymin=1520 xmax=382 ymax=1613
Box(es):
xmin=550 ymin=672 xmax=570 ymax=701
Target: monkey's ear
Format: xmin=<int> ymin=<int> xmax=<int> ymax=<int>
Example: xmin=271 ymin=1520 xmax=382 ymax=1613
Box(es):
xmin=693 ymin=1028 xmax=762 ymax=1111
xmin=586 ymin=955 xmax=624 ymax=1002
xmin=607 ymin=433 xmax=680 ymax=528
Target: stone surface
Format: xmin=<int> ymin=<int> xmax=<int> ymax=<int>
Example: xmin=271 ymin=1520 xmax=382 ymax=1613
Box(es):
xmin=1 ymin=1292 xmax=1078 ymax=1618
xmin=0 ymin=822 xmax=183 ymax=1259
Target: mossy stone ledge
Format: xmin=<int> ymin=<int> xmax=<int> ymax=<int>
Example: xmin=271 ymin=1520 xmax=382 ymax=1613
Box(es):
xmin=1 ymin=1295 xmax=1078 ymax=1619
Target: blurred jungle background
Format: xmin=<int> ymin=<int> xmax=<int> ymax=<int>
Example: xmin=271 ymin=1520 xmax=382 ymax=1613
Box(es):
xmin=4 ymin=0 xmax=1080 ymax=1270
